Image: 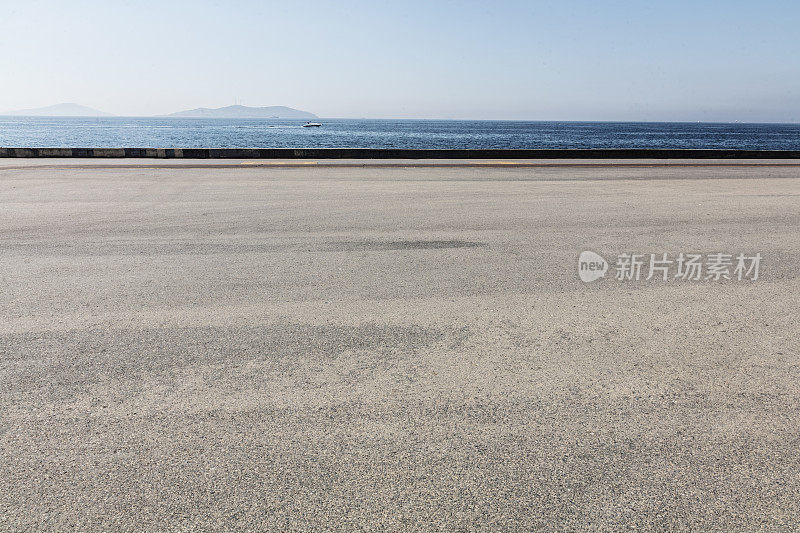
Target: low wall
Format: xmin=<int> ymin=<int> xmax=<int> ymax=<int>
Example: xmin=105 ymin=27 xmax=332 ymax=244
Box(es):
xmin=1 ymin=148 xmax=800 ymax=159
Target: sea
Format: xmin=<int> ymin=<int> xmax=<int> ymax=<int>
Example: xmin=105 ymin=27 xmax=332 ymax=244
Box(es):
xmin=1 ymin=116 xmax=799 ymax=149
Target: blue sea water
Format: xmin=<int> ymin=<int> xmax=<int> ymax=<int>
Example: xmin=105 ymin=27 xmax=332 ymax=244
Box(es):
xmin=1 ymin=116 xmax=799 ymax=149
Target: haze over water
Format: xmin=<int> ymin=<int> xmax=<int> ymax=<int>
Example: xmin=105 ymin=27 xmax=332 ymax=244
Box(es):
xmin=1 ymin=117 xmax=799 ymax=150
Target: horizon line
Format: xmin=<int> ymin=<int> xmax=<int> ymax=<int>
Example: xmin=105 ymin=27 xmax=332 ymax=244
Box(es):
xmin=1 ymin=114 xmax=800 ymax=125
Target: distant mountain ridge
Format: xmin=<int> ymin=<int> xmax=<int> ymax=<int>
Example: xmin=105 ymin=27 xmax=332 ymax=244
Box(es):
xmin=2 ymin=103 xmax=113 ymax=117
xmin=167 ymin=105 xmax=317 ymax=119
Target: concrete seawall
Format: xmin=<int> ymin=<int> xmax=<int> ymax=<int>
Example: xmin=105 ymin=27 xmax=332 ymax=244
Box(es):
xmin=2 ymin=148 xmax=800 ymax=159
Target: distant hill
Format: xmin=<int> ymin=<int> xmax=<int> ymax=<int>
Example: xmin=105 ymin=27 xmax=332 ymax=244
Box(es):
xmin=167 ymin=105 xmax=317 ymax=119
xmin=1 ymin=103 xmax=113 ymax=117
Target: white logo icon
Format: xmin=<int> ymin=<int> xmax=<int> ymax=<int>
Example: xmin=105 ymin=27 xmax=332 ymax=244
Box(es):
xmin=578 ymin=251 xmax=608 ymax=282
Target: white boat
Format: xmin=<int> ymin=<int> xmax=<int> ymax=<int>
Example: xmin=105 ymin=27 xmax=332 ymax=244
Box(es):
xmin=302 ymin=122 xmax=322 ymax=127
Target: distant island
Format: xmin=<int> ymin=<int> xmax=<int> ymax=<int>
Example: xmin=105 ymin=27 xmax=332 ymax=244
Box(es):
xmin=1 ymin=103 xmax=318 ymax=119
xmin=166 ymin=105 xmax=317 ymax=119
xmin=1 ymin=103 xmax=113 ymax=117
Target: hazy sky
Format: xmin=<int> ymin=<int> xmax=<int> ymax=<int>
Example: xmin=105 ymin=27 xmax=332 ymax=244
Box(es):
xmin=1 ymin=0 xmax=799 ymax=121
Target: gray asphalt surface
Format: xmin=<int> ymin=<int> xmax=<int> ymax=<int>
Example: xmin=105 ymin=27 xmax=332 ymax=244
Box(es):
xmin=1 ymin=162 xmax=799 ymax=530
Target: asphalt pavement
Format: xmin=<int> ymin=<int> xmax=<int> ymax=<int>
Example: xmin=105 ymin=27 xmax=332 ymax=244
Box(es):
xmin=1 ymin=161 xmax=799 ymax=530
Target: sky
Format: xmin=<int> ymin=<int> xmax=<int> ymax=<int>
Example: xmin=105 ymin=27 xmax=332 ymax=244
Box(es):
xmin=1 ymin=0 xmax=799 ymax=121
